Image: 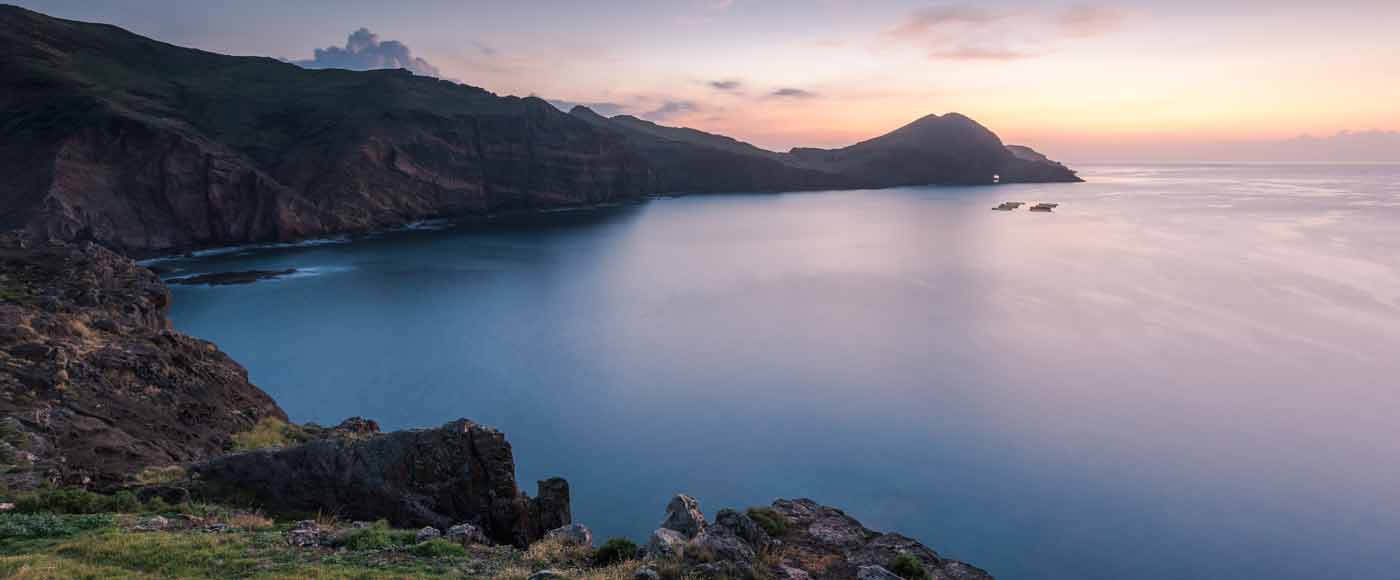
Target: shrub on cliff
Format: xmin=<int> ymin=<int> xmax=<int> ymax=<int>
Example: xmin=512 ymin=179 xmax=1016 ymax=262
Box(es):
xmin=594 ymin=537 xmax=639 ymax=565
xmin=746 ymin=507 xmax=788 ymax=537
xmin=231 ymin=418 xmax=308 ymax=452
xmin=890 ymin=554 xmax=931 ymax=580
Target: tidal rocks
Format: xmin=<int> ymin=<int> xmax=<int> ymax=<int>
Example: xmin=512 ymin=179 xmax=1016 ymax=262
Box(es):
xmin=0 ymin=235 xmax=287 ymax=490
xmin=165 ymin=269 xmax=297 ymax=286
xmin=190 ymin=418 xmax=570 ymax=547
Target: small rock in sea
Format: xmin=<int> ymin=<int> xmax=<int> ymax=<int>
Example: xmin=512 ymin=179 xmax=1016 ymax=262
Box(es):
xmin=416 ymin=526 xmax=443 ymax=542
xmin=644 ymin=528 xmax=688 ymax=559
xmin=856 ymin=565 xmax=904 ymax=580
xmin=545 ymin=523 xmax=593 ymax=547
xmin=660 ymin=493 xmax=707 ymax=538
xmin=528 ymin=569 xmax=567 ymax=580
xmin=634 ymin=567 xmax=662 ymax=580
xmin=134 ymin=515 xmax=169 ymax=532
xmin=446 ymin=522 xmax=490 ymax=545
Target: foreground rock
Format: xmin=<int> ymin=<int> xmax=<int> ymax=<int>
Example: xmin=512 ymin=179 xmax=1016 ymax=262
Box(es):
xmin=191 ymin=418 xmax=570 ymax=547
xmin=640 ymin=494 xmax=994 ymax=580
xmin=0 ymin=235 xmax=287 ymax=490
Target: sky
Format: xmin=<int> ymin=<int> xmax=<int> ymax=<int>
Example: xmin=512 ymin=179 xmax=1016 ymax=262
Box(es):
xmin=12 ymin=0 xmax=1400 ymax=162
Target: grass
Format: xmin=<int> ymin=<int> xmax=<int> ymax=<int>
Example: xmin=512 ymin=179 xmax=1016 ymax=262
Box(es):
xmin=0 ymin=500 xmax=669 ymax=579
xmin=229 ymin=418 xmax=308 ymax=452
xmin=134 ymin=466 xmax=187 ymax=486
xmin=593 ymin=538 xmax=638 ymax=566
xmin=12 ymin=489 xmax=141 ymax=515
xmin=334 ymin=521 xmax=418 ymax=551
xmin=745 ymin=507 xmax=787 ymax=538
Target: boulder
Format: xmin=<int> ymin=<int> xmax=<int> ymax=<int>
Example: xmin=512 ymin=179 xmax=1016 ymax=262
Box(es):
xmin=528 ymin=570 xmax=566 ymax=580
xmin=546 ymin=523 xmax=593 ymax=547
xmin=192 ymin=419 xmax=570 ymax=547
xmin=446 ymin=522 xmax=490 ymax=545
xmin=634 ymin=567 xmax=661 ymax=580
xmin=416 ymin=526 xmax=442 ymax=542
xmin=661 ymin=494 xmax=707 ymax=538
xmin=286 ymin=520 xmax=321 ymax=547
xmin=714 ymin=508 xmax=770 ymax=549
xmin=645 ymin=528 xmax=689 ymax=559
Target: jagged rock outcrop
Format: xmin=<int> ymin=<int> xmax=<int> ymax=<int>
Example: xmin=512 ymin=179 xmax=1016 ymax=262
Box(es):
xmin=768 ymin=498 xmax=994 ymax=580
xmin=0 ymin=234 xmax=287 ymax=490
xmin=641 ymin=494 xmax=994 ymax=580
xmin=190 ymin=418 xmax=570 ymax=547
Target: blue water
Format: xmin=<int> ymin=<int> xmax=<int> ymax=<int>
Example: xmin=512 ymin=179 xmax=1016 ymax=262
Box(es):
xmin=161 ymin=164 xmax=1400 ymax=580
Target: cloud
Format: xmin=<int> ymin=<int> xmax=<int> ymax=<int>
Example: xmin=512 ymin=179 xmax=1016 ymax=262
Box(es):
xmin=886 ymin=3 xmax=1124 ymax=62
xmin=296 ymin=28 xmax=441 ymax=77
xmin=708 ymin=80 xmax=744 ymax=92
xmin=1057 ymin=4 xmax=1125 ymax=38
xmin=888 ymin=5 xmax=1007 ymax=39
xmin=929 ymin=46 xmax=1036 ymax=61
xmin=770 ymin=88 xmax=818 ymax=99
xmin=644 ymin=100 xmax=701 ymax=120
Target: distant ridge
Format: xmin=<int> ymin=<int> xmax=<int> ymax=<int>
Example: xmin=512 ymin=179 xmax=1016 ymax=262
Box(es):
xmin=0 ymin=4 xmax=1079 ymax=255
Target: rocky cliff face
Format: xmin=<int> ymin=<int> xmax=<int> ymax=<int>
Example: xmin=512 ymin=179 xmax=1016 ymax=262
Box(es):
xmin=0 ymin=234 xmax=287 ymax=489
xmin=2 ymin=6 xmax=1077 ymax=256
xmin=0 ymin=6 xmax=651 ymax=256
xmin=191 ymin=419 xmax=570 ymax=547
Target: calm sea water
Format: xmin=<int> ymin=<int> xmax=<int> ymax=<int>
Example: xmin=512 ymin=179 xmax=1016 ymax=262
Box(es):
xmin=161 ymin=164 xmax=1400 ymax=580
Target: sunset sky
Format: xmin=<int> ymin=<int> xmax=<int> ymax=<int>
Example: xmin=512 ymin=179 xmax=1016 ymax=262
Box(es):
xmin=14 ymin=0 xmax=1400 ymax=161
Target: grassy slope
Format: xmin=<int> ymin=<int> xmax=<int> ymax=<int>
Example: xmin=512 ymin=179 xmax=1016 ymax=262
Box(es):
xmin=0 ymin=511 xmax=644 ymax=580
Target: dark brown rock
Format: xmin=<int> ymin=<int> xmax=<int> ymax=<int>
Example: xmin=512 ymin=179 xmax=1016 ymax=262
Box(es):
xmin=0 ymin=234 xmax=287 ymax=490
xmin=190 ymin=418 xmax=570 ymax=547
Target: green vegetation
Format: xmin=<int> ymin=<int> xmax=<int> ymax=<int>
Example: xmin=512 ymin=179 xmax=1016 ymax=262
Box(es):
xmin=230 ymin=418 xmax=309 ymax=452
xmin=135 ymin=465 xmax=187 ymax=486
xmin=13 ymin=488 xmax=141 ymax=515
xmin=745 ymin=507 xmax=788 ymax=537
xmin=594 ymin=537 xmax=639 ymax=566
xmin=335 ymin=520 xmax=418 ymax=551
xmin=889 ymin=554 xmax=931 ymax=580
xmin=0 ymin=513 xmax=113 ymax=538
xmin=408 ymin=539 xmax=468 ymax=558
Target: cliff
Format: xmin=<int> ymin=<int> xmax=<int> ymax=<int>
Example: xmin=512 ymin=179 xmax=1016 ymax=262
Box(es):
xmin=0 ymin=5 xmax=652 ymax=256
xmin=0 ymin=234 xmax=287 ymax=489
xmin=1 ymin=5 xmax=1077 ymax=256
